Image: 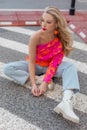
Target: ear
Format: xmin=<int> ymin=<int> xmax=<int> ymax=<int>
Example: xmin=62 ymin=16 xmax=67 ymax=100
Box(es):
xmin=54 ymin=30 xmax=58 ymax=35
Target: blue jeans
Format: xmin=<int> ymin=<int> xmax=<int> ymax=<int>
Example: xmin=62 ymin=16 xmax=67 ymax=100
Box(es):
xmin=4 ymin=61 xmax=80 ymax=92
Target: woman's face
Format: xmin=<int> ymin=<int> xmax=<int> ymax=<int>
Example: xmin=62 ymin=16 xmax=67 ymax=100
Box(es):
xmin=41 ymin=13 xmax=56 ymax=33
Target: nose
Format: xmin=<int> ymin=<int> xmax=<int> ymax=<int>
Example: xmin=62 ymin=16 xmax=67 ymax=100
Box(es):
xmin=42 ymin=21 xmax=46 ymax=27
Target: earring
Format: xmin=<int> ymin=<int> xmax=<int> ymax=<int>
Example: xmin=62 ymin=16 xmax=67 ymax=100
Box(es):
xmin=54 ymin=30 xmax=59 ymax=35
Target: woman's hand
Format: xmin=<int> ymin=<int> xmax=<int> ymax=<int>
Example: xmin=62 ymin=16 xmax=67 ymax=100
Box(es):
xmin=38 ymin=81 xmax=48 ymax=96
xmin=31 ymin=84 xmax=39 ymax=97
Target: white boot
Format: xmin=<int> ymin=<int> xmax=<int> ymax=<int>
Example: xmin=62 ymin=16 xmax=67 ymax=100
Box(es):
xmin=54 ymin=90 xmax=79 ymax=123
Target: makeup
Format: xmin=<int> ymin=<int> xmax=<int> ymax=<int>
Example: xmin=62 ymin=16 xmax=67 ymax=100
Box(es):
xmin=42 ymin=28 xmax=47 ymax=31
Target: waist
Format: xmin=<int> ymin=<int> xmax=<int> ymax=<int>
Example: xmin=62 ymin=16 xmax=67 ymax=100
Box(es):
xmin=26 ymin=55 xmax=49 ymax=67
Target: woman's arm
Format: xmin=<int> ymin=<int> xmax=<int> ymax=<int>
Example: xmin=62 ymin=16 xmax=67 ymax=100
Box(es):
xmin=28 ymin=37 xmax=36 ymax=86
xmin=28 ymin=32 xmax=40 ymax=96
xmin=38 ymin=51 xmax=64 ymax=96
xmin=44 ymin=51 xmax=64 ymax=83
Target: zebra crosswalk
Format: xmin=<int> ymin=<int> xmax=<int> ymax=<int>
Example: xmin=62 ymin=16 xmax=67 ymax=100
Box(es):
xmin=0 ymin=26 xmax=87 ymax=130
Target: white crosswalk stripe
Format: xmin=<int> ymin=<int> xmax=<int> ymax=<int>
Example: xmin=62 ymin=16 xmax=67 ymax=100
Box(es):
xmin=0 ymin=37 xmax=87 ymax=74
xmin=1 ymin=26 xmax=87 ymax=51
xmin=0 ymin=37 xmax=28 ymax=54
xmin=0 ymin=26 xmax=87 ymax=129
xmin=0 ymin=107 xmax=42 ymax=130
xmin=0 ymin=26 xmax=35 ymax=35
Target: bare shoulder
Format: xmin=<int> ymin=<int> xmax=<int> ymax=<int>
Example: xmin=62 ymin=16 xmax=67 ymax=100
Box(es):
xmin=29 ymin=30 xmax=42 ymax=46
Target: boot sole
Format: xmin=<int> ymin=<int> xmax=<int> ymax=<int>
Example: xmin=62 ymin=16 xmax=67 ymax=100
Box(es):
xmin=54 ymin=107 xmax=79 ymax=124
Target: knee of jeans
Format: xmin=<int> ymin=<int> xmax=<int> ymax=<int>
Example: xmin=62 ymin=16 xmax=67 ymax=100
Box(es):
xmin=4 ymin=64 xmax=13 ymax=76
xmin=66 ymin=62 xmax=76 ymax=70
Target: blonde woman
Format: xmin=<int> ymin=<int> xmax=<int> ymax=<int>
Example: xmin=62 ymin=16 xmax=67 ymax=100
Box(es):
xmin=4 ymin=6 xmax=80 ymax=123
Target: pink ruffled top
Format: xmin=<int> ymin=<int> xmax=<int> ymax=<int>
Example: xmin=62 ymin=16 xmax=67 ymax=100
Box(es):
xmin=26 ymin=37 xmax=64 ymax=83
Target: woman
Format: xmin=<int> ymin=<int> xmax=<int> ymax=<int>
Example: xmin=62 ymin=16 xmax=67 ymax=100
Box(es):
xmin=4 ymin=6 xmax=80 ymax=123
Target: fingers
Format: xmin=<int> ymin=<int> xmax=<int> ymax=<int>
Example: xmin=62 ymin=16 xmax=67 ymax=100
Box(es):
xmin=32 ymin=87 xmax=40 ymax=97
xmin=31 ymin=85 xmax=46 ymax=97
xmin=38 ymin=89 xmax=45 ymax=96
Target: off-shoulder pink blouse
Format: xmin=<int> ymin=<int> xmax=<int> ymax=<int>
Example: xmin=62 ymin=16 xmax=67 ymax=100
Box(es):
xmin=26 ymin=37 xmax=64 ymax=83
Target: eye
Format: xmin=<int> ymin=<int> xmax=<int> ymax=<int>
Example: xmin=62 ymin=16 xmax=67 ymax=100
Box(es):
xmin=47 ymin=21 xmax=51 ymax=24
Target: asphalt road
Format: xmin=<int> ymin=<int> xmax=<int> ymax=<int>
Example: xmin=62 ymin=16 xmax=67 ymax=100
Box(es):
xmin=0 ymin=26 xmax=87 ymax=130
xmin=0 ymin=0 xmax=87 ymax=129
xmin=0 ymin=0 xmax=87 ymax=10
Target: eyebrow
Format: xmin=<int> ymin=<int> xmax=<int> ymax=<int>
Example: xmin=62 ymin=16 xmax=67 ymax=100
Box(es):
xmin=42 ymin=18 xmax=53 ymax=21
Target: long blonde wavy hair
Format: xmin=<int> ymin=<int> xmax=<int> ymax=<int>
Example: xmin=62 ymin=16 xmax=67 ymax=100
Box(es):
xmin=42 ymin=6 xmax=73 ymax=56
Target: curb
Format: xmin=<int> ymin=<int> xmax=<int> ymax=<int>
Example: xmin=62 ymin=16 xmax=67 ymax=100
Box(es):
xmin=0 ymin=11 xmax=43 ymax=26
xmin=0 ymin=10 xmax=87 ymax=43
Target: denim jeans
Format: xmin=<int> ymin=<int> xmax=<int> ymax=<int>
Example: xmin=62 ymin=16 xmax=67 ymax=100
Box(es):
xmin=4 ymin=61 xmax=80 ymax=92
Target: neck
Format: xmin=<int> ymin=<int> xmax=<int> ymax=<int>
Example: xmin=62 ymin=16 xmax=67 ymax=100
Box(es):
xmin=46 ymin=32 xmax=55 ymax=39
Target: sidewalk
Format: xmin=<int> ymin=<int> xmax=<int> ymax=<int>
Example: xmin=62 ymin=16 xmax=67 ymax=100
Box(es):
xmin=0 ymin=10 xmax=87 ymax=43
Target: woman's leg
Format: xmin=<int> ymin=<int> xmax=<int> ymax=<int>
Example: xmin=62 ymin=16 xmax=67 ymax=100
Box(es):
xmin=4 ymin=61 xmax=46 ymax=85
xmin=54 ymin=61 xmax=80 ymax=92
xmin=54 ymin=61 xmax=80 ymax=123
xmin=4 ymin=61 xmax=29 ymax=85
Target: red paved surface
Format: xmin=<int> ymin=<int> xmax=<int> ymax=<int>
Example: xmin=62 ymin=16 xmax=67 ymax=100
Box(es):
xmin=0 ymin=10 xmax=87 ymax=43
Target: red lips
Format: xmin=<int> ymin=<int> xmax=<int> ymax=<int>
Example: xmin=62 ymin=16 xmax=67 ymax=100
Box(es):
xmin=42 ymin=28 xmax=47 ymax=31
